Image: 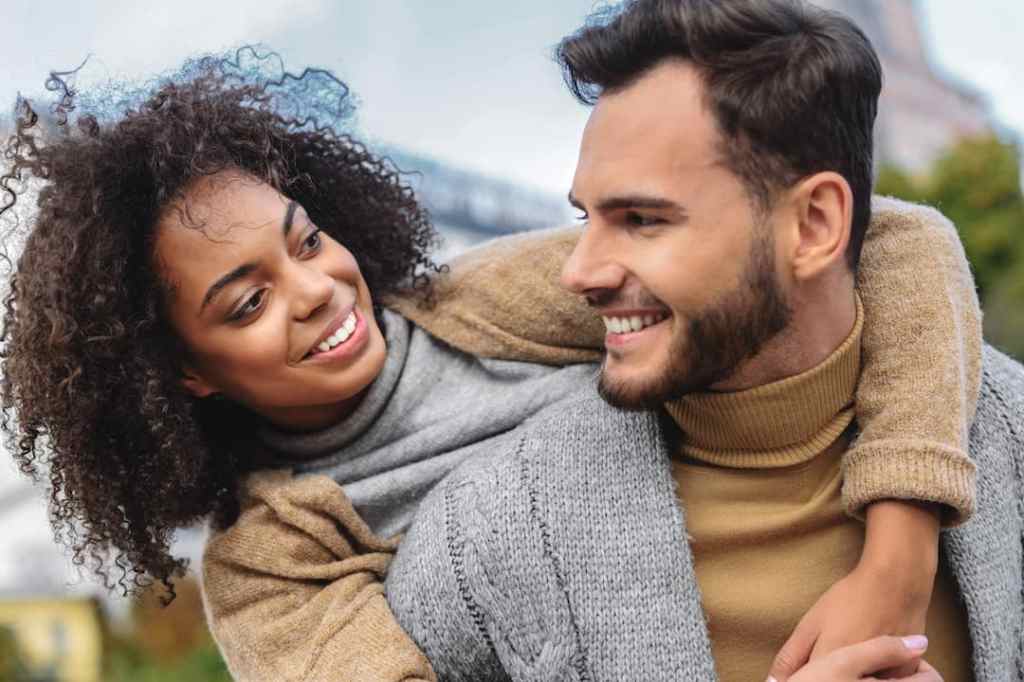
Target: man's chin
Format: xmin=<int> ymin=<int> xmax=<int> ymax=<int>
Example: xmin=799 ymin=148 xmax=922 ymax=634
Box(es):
xmin=597 ymin=366 xmax=673 ymax=411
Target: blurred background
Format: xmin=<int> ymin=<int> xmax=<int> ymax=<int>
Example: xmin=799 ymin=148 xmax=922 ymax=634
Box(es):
xmin=1 ymin=1 xmax=1021 ymax=679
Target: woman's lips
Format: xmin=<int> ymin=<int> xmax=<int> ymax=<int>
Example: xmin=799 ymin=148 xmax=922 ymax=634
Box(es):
xmin=303 ymin=308 xmax=369 ymax=364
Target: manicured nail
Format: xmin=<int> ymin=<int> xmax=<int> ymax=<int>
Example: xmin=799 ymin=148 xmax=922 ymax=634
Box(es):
xmin=765 ymin=677 xmax=778 ymax=682
xmin=902 ymin=635 xmax=928 ymax=651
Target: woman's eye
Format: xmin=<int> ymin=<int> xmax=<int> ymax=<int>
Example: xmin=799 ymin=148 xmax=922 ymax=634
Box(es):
xmin=301 ymin=229 xmax=323 ymax=255
xmin=232 ymin=290 xmax=266 ymax=321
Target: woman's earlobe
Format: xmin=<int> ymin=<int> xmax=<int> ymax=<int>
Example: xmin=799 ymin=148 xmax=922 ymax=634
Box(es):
xmin=181 ymin=368 xmax=218 ymax=398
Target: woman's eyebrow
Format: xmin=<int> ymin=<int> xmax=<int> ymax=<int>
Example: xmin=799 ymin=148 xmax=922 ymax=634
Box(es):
xmin=200 ymin=263 xmax=258 ymax=315
xmin=198 ymin=200 xmax=300 ymax=315
xmin=282 ymin=200 xmax=299 ymax=236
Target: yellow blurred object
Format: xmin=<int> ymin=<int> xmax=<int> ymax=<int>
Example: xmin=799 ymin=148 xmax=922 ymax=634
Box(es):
xmin=0 ymin=597 xmax=103 ymax=682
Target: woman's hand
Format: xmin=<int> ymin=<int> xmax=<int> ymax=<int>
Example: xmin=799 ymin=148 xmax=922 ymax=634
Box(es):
xmin=776 ymin=636 xmax=940 ymax=682
xmin=769 ymin=501 xmax=940 ymax=680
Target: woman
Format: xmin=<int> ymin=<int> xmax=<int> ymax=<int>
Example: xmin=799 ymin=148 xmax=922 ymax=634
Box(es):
xmin=1 ymin=52 xmax=978 ymax=679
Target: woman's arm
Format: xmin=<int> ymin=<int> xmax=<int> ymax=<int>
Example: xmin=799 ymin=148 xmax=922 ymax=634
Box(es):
xmin=845 ymin=196 xmax=980 ymax=524
xmin=393 ymin=196 xmax=980 ymax=524
xmin=201 ymin=470 xmax=436 ymax=682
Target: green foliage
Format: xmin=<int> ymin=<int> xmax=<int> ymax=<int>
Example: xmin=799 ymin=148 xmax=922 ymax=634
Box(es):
xmin=102 ymin=577 xmax=232 ymax=682
xmin=876 ymin=135 xmax=1024 ymax=360
xmin=0 ymin=626 xmax=32 ymax=682
xmin=104 ymin=636 xmax=231 ymax=682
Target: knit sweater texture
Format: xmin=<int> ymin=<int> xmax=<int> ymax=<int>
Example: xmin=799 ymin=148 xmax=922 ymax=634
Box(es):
xmin=202 ymin=197 xmax=985 ymax=681
xmin=386 ymin=345 xmax=1023 ymax=681
xmin=665 ymin=298 xmax=971 ymax=681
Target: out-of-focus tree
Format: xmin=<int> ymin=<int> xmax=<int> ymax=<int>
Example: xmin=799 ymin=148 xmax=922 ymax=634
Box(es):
xmin=0 ymin=625 xmax=31 ymax=681
xmin=876 ymin=135 xmax=1024 ymax=360
xmin=104 ymin=577 xmax=231 ymax=682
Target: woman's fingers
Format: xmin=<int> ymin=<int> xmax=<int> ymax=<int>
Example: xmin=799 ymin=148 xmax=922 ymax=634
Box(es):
xmin=836 ymin=635 xmax=929 ymax=676
xmin=784 ymin=635 xmax=933 ymax=682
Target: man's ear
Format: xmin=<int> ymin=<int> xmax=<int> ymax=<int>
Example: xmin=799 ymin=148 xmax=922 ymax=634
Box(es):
xmin=788 ymin=172 xmax=853 ymax=281
xmin=181 ymin=365 xmax=218 ymax=399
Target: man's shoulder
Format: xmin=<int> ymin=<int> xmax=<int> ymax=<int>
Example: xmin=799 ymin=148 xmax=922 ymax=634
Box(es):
xmin=982 ymin=343 xmax=1024 ymax=392
xmin=980 ymin=344 xmax=1024 ymax=426
xmin=971 ymin=344 xmax=1024 ymax=457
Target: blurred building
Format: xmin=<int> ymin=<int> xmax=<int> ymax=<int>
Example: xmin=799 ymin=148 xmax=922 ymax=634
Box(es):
xmin=0 ymin=597 xmax=103 ymax=682
xmin=815 ymin=0 xmax=993 ymax=173
xmin=382 ymin=147 xmax=570 ymax=260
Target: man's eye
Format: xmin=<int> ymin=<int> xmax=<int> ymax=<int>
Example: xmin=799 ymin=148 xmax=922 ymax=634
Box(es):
xmin=574 ymin=212 xmax=589 ymax=223
xmin=625 ymin=211 xmax=660 ymax=227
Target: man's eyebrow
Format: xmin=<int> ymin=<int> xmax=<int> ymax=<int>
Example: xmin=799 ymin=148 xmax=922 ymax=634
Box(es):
xmin=200 ymin=263 xmax=258 ymax=315
xmin=567 ymin=192 xmax=685 ymax=215
xmin=594 ymin=194 xmax=686 ymax=214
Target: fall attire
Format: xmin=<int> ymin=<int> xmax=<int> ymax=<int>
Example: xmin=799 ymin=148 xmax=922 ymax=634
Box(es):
xmin=386 ymin=344 xmax=1021 ymax=681
xmin=202 ymin=198 xmax=990 ymax=681
xmin=663 ymin=298 xmax=972 ymax=681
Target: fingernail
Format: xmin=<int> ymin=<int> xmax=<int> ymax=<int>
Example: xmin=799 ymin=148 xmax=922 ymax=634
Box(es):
xmin=765 ymin=677 xmax=778 ymax=682
xmin=902 ymin=635 xmax=928 ymax=651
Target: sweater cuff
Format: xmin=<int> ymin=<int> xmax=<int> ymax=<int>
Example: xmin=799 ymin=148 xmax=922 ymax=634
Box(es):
xmin=842 ymin=439 xmax=977 ymax=527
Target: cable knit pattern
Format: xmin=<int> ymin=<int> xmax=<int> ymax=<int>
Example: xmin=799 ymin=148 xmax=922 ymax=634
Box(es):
xmin=387 ymin=347 xmax=1024 ymax=680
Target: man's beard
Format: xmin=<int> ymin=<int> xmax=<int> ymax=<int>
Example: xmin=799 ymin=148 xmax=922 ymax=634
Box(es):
xmin=598 ymin=231 xmax=792 ymax=410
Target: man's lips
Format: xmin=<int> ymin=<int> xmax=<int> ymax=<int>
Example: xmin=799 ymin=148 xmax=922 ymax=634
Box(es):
xmin=599 ymin=309 xmax=671 ymax=336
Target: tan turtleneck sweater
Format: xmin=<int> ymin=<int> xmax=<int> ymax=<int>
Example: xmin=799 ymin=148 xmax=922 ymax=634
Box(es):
xmin=665 ymin=298 xmax=972 ymax=681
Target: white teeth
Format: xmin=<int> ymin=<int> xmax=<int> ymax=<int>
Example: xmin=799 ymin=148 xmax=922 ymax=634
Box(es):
xmin=602 ymin=313 xmax=668 ymax=335
xmin=312 ymin=311 xmax=359 ymax=355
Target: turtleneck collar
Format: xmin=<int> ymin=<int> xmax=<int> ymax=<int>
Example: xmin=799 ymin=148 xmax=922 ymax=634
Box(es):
xmin=256 ymin=307 xmax=411 ymax=461
xmin=665 ymin=295 xmax=862 ymax=468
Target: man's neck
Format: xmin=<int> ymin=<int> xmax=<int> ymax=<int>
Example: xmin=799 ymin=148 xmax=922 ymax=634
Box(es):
xmin=712 ymin=285 xmax=858 ymax=392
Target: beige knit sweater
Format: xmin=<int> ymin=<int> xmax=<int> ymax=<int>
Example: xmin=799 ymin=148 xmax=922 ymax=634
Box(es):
xmin=202 ymin=197 xmax=981 ymax=682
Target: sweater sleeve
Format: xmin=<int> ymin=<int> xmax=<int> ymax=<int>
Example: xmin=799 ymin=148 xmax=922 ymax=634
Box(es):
xmin=843 ymin=197 xmax=981 ymax=526
xmin=385 ymin=226 xmax=603 ymax=365
xmin=389 ymin=196 xmax=980 ymax=526
xmin=201 ymin=470 xmax=437 ymax=682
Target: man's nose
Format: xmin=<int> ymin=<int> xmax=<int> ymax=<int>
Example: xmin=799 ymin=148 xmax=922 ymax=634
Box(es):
xmin=560 ymin=226 xmax=627 ymax=297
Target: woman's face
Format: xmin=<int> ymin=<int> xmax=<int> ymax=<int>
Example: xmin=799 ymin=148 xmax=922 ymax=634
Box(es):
xmin=155 ymin=170 xmax=388 ymax=430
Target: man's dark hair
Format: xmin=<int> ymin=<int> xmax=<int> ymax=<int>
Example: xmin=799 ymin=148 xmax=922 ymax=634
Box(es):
xmin=556 ymin=0 xmax=882 ymax=270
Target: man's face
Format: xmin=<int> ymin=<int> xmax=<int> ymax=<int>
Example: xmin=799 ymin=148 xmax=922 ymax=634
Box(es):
xmin=562 ymin=60 xmax=791 ymax=408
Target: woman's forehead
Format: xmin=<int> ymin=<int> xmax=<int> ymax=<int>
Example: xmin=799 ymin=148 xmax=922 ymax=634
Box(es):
xmin=153 ymin=175 xmax=292 ymax=289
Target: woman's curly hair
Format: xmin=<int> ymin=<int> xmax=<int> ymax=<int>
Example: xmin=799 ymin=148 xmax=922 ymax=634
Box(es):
xmin=0 ymin=49 xmax=441 ymax=599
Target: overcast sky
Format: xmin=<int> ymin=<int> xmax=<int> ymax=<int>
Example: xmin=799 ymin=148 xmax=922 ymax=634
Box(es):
xmin=2 ymin=0 xmax=1022 ymax=197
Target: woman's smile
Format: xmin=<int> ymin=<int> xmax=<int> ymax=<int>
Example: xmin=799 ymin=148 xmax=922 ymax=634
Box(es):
xmin=156 ymin=170 xmax=389 ymax=429
xmin=302 ymin=306 xmax=370 ymax=364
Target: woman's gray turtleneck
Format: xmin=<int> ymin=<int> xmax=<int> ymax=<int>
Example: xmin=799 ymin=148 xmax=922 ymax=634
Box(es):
xmin=258 ymin=308 xmax=597 ymax=537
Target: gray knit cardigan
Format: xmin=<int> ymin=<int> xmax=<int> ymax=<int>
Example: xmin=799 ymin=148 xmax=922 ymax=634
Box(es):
xmin=386 ymin=345 xmax=1024 ymax=681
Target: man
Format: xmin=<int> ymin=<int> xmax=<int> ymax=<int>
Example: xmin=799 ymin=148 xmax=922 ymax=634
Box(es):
xmin=383 ymin=0 xmax=1023 ymax=680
